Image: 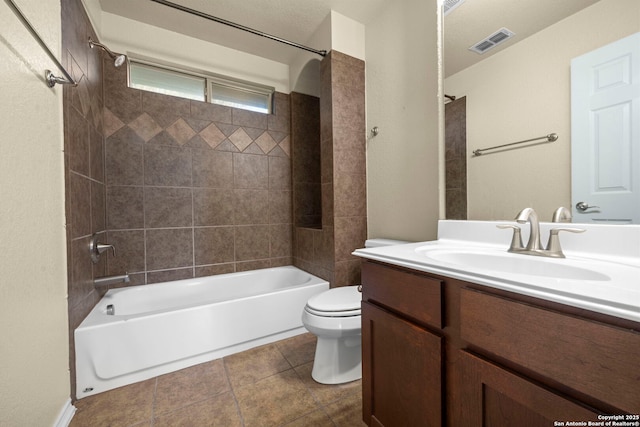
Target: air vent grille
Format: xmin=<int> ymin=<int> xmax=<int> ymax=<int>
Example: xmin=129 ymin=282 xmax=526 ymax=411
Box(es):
xmin=469 ymin=28 xmax=515 ymax=54
xmin=443 ymin=0 xmax=465 ymax=16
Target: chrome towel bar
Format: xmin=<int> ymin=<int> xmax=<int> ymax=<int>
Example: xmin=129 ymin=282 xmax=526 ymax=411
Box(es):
xmin=4 ymin=0 xmax=76 ymax=87
xmin=473 ymin=133 xmax=558 ymax=157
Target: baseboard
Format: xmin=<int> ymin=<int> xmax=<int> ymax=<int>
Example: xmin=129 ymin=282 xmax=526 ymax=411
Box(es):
xmin=53 ymin=398 xmax=76 ymax=427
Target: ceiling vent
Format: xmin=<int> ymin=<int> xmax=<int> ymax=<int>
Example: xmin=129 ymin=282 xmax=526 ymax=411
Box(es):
xmin=443 ymin=0 xmax=465 ymax=16
xmin=469 ymin=28 xmax=515 ymax=54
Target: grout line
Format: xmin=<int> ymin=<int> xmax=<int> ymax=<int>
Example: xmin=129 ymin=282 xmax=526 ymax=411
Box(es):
xmin=221 ymin=357 xmax=246 ymax=426
xmin=149 ymin=377 xmax=158 ymax=426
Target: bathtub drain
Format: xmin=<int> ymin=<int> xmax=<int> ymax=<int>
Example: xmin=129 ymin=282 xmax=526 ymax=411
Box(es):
xmin=106 ymin=304 xmax=114 ymax=315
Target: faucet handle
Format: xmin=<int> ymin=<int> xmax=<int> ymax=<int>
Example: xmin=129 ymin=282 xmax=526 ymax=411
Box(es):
xmin=545 ymin=227 xmax=586 ymax=258
xmin=96 ymin=243 xmax=116 ymax=257
xmin=89 ymin=233 xmax=116 ymax=264
xmin=497 ymin=224 xmax=524 ymax=252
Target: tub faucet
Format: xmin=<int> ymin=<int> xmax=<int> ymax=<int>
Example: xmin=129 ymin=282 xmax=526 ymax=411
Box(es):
xmin=515 ymin=207 xmax=543 ymax=253
xmin=93 ymin=274 xmax=130 ymax=288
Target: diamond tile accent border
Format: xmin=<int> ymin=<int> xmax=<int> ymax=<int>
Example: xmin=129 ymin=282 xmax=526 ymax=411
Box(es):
xmin=255 ymin=132 xmax=277 ymax=154
xmin=128 ymin=113 xmax=162 ymax=142
xmin=166 ymin=118 xmax=197 ymax=146
xmin=200 ymin=123 xmax=226 ymax=149
xmin=279 ymin=136 xmax=291 ymax=157
xmin=104 ymin=108 xmax=125 ymax=138
xmin=229 ymin=128 xmax=253 ymax=152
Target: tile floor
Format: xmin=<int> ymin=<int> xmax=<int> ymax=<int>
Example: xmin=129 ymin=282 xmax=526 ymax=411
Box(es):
xmin=70 ymin=333 xmax=366 ymax=427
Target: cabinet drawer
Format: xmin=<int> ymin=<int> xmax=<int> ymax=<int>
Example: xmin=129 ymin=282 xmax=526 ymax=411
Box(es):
xmin=361 ymin=261 xmax=443 ymax=329
xmin=460 ymin=288 xmax=640 ymax=413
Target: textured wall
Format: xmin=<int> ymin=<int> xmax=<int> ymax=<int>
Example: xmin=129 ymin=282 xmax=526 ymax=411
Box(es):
xmin=0 ymin=0 xmax=70 ymax=422
xmin=365 ymin=0 xmax=441 ymax=242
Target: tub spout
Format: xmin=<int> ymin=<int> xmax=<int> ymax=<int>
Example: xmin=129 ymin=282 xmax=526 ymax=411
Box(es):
xmin=93 ymin=274 xmax=130 ymax=287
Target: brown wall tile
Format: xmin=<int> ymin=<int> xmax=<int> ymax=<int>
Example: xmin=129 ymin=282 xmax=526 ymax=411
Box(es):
xmin=145 ymin=187 xmax=193 ymax=228
xmin=192 ymin=150 xmax=233 ymax=188
xmin=105 ymin=127 xmax=144 ymax=186
xmin=146 ymin=228 xmax=193 ymax=270
xmin=106 ymin=186 xmax=144 ymax=229
xmin=235 ymin=225 xmax=270 ymax=261
xmin=234 ymin=189 xmax=269 ymax=225
xmin=193 ymin=188 xmax=235 ymax=226
xmin=233 ymin=153 xmax=268 ymax=189
xmin=144 ymin=145 xmax=192 ymax=187
xmin=106 ymin=230 xmax=146 ymax=275
xmin=194 ymin=227 xmax=235 ymax=265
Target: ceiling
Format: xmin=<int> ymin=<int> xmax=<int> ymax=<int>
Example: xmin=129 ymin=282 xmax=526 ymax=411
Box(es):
xmin=99 ymin=0 xmax=600 ymax=74
xmin=444 ymin=0 xmax=600 ymax=76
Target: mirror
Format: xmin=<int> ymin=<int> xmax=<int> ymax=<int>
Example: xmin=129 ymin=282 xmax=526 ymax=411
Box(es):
xmin=443 ymin=0 xmax=640 ymax=223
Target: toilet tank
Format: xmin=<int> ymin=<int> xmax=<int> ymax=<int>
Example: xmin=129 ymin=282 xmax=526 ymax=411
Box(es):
xmin=364 ymin=239 xmax=409 ymax=248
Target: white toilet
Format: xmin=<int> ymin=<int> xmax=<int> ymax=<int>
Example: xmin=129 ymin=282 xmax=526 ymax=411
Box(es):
xmin=302 ymin=238 xmax=408 ymax=384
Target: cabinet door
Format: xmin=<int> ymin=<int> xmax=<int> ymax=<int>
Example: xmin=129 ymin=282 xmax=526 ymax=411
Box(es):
xmin=362 ymin=301 xmax=442 ymax=427
xmin=454 ymin=351 xmax=600 ymax=427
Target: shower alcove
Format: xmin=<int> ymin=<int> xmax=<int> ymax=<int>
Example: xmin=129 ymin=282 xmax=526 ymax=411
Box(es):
xmin=291 ymin=52 xmax=367 ymax=287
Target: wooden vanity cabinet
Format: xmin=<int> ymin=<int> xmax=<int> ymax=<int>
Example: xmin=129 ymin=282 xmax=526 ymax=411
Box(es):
xmin=361 ymin=261 xmax=445 ymax=426
xmin=360 ymin=260 xmax=640 ymax=427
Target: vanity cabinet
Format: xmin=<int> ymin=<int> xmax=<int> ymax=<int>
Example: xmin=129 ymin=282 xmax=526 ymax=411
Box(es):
xmin=361 ymin=262 xmax=444 ymax=426
xmin=360 ymin=260 xmax=640 ymax=427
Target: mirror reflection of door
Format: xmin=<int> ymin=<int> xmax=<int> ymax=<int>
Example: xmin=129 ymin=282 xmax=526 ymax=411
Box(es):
xmin=445 ymin=96 xmax=467 ymax=219
xmin=571 ymin=32 xmax=640 ymax=224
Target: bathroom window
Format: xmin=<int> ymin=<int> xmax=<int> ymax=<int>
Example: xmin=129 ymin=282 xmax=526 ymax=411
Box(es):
xmin=209 ymin=77 xmax=273 ymax=114
xmin=129 ymin=61 xmax=206 ymax=102
xmin=128 ymin=59 xmax=274 ymax=114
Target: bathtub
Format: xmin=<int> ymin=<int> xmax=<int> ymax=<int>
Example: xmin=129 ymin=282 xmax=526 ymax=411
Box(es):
xmin=75 ymin=266 xmax=329 ymax=398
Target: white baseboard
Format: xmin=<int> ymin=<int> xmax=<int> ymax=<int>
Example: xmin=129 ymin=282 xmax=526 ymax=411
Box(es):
xmin=53 ymin=398 xmax=76 ymax=427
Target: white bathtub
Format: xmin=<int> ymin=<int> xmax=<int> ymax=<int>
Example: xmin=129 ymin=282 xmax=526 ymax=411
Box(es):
xmin=75 ymin=266 xmax=329 ymax=398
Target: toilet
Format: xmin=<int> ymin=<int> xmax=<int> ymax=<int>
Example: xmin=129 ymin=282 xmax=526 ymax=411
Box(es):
xmin=302 ymin=238 xmax=408 ymax=384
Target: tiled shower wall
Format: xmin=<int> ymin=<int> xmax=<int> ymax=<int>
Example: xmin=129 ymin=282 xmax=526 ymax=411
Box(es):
xmin=102 ymin=64 xmax=293 ymax=285
xmin=291 ymin=92 xmax=322 ymax=229
xmin=293 ymin=51 xmax=367 ymax=287
xmin=445 ymin=96 xmax=467 ymax=219
xmin=62 ymin=0 xmax=106 ymax=399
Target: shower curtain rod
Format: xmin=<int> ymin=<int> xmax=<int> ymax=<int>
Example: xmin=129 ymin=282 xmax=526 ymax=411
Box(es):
xmin=150 ymin=0 xmax=328 ymax=57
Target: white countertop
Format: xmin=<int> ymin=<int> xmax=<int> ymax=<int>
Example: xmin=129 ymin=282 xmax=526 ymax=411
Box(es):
xmin=354 ymin=221 xmax=640 ymax=323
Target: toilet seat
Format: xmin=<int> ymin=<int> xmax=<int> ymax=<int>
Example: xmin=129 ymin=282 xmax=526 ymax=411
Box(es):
xmin=305 ymin=286 xmax=362 ymax=317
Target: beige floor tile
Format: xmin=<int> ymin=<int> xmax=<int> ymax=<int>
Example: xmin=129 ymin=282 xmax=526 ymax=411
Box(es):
xmin=153 ymin=391 xmax=242 ymax=427
xmin=224 ymin=342 xmax=292 ymax=388
xmin=70 ymin=378 xmax=155 ymax=427
xmin=294 ymin=361 xmax=362 ymax=406
xmin=154 ymin=359 xmax=230 ymax=416
xmin=282 ymin=409 xmax=335 ymax=427
xmin=325 ymin=391 xmax=367 ymax=427
xmin=275 ymin=333 xmax=317 ymax=367
xmin=234 ymin=369 xmax=319 ymax=427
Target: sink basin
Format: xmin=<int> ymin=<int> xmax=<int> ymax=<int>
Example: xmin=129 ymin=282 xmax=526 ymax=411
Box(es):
xmin=417 ymin=248 xmax=611 ymax=281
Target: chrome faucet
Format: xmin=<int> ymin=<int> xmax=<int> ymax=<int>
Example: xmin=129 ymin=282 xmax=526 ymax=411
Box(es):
xmin=498 ymin=207 xmax=585 ymax=258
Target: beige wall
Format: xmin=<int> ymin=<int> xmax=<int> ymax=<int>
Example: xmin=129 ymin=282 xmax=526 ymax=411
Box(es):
xmin=365 ymin=0 xmax=442 ymax=242
xmin=445 ymin=0 xmax=640 ymax=222
xmin=0 ymin=0 xmax=70 ymax=424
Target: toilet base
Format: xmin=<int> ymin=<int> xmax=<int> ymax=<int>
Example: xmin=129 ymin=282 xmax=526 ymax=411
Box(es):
xmin=311 ymin=335 xmax=362 ymax=385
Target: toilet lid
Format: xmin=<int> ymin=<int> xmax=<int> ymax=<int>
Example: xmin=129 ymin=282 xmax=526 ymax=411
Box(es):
xmin=306 ymin=286 xmax=362 ymax=313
